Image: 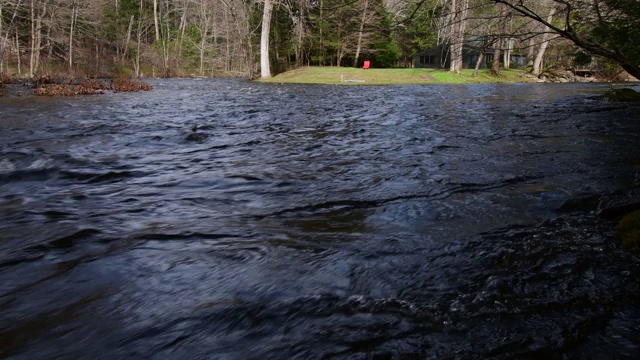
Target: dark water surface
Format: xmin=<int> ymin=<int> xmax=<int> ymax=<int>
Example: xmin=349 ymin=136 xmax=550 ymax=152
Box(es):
xmin=1 ymin=79 xmax=640 ymax=359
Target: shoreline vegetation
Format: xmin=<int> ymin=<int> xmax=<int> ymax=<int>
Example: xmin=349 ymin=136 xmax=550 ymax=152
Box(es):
xmin=1 ymin=67 xmax=638 ymax=98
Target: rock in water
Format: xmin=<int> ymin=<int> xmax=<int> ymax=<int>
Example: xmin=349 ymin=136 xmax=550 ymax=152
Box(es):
xmin=604 ymin=88 xmax=640 ymax=102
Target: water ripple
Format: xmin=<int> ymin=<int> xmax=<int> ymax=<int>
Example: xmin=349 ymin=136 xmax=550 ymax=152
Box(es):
xmin=1 ymin=79 xmax=640 ymax=358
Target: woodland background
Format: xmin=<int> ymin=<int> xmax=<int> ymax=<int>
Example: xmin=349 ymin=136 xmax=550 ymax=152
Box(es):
xmin=0 ymin=0 xmax=637 ymax=79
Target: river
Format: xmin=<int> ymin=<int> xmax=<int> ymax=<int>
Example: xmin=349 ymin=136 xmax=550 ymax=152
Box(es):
xmin=1 ymin=79 xmax=640 ymax=359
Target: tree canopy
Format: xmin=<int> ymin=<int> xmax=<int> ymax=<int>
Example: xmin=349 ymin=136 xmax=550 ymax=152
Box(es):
xmin=493 ymin=0 xmax=640 ymax=79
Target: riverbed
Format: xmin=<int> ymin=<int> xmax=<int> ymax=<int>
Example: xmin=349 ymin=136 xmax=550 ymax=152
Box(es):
xmin=1 ymin=79 xmax=639 ymax=359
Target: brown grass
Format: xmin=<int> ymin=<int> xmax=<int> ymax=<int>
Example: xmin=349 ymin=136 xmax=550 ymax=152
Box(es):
xmin=34 ymin=79 xmax=109 ymax=96
xmin=111 ymin=79 xmax=152 ymax=92
xmin=33 ymin=78 xmax=152 ymax=96
xmin=0 ymin=73 xmax=16 ymax=84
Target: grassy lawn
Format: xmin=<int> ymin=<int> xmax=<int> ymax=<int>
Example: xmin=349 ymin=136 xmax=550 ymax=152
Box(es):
xmin=257 ymin=66 xmax=536 ymax=85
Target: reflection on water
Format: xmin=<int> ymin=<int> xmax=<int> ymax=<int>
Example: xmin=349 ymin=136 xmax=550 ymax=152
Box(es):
xmin=1 ymin=80 xmax=640 ymax=358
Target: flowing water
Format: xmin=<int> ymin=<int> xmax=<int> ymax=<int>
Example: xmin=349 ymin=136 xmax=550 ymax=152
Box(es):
xmin=1 ymin=79 xmax=640 ymax=359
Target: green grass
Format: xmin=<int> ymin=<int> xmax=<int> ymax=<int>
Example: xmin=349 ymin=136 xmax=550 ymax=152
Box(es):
xmin=257 ymin=66 xmax=536 ymax=85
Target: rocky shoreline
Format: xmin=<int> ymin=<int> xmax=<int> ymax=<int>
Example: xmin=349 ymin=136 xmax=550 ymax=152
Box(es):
xmin=528 ymin=69 xmax=639 ymax=83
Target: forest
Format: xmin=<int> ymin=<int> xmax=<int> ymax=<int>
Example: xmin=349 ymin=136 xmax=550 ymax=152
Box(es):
xmin=0 ymin=0 xmax=638 ymax=80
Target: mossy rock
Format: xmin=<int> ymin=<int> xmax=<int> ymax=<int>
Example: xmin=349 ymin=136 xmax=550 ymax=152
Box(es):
xmin=614 ymin=210 xmax=640 ymax=254
xmin=605 ymin=88 xmax=640 ymax=102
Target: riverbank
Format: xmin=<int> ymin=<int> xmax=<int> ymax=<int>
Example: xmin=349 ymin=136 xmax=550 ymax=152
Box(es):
xmin=257 ymin=67 xmax=540 ymax=85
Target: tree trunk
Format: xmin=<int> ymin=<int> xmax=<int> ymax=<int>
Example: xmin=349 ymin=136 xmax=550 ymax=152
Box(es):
xmin=176 ymin=3 xmax=188 ymax=58
xmin=492 ymin=3 xmax=507 ymax=75
xmin=95 ymin=42 xmax=99 ymax=76
xmin=122 ymin=15 xmax=134 ymax=62
xmin=353 ymin=0 xmax=369 ymax=67
xmin=36 ymin=0 xmax=46 ymax=73
xmin=45 ymin=7 xmax=52 ymax=61
xmin=199 ymin=18 xmax=208 ymax=76
xmin=153 ymin=0 xmax=160 ymax=42
xmin=492 ymin=45 xmax=501 ymax=74
xmin=448 ymin=0 xmax=457 ymax=72
xmin=620 ymin=62 xmax=640 ymax=81
xmin=526 ymin=36 xmax=535 ymax=66
xmin=319 ymin=0 xmax=324 ymax=66
xmin=293 ymin=5 xmax=304 ymax=67
xmin=68 ymin=0 xmax=76 ymax=69
xmin=0 ymin=3 xmax=3 ymax=73
xmin=337 ymin=46 xmax=343 ymax=67
xmin=473 ymin=51 xmax=484 ymax=77
xmin=503 ymin=38 xmax=512 ymax=69
xmin=16 ymin=31 xmax=21 ymax=76
xmin=260 ymin=0 xmax=273 ymax=78
xmin=224 ymin=8 xmax=230 ymax=72
xmin=133 ymin=19 xmax=142 ymax=77
xmin=449 ymin=0 xmax=468 ymax=73
xmin=30 ymin=0 xmax=35 ymax=75
xmin=533 ymin=4 xmax=556 ymax=76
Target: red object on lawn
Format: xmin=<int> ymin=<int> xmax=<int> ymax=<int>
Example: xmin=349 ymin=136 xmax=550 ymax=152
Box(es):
xmin=362 ymin=61 xmax=370 ymax=69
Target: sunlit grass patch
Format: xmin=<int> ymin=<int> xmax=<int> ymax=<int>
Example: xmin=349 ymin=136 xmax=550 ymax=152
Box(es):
xmin=258 ymin=66 xmax=534 ymax=85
